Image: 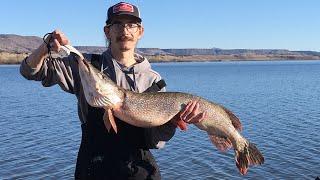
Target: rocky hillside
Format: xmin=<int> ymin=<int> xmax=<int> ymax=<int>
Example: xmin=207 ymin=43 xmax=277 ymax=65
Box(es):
xmin=1 ymin=34 xmax=320 ymax=64
xmin=0 ymin=34 xmax=43 ymax=53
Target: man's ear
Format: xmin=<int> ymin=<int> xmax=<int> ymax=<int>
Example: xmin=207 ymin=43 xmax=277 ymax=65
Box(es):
xmin=137 ymin=26 xmax=144 ymax=39
xmin=104 ymin=25 xmax=111 ymax=39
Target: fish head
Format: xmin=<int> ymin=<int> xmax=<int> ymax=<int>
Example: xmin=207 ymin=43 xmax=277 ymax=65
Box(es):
xmin=77 ymin=56 xmax=122 ymax=108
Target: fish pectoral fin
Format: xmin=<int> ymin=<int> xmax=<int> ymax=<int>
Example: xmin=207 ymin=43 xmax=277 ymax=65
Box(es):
xmin=103 ymin=111 xmax=112 ymax=133
xmin=108 ymin=109 xmax=118 ymax=133
xmin=103 ymin=109 xmax=118 ymax=133
xmin=208 ymin=134 xmax=233 ymax=152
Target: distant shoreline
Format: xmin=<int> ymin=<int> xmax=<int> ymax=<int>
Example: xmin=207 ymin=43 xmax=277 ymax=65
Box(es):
xmin=145 ymin=54 xmax=320 ymax=62
xmin=1 ymin=52 xmax=320 ymax=65
xmin=2 ymin=34 xmax=320 ymax=64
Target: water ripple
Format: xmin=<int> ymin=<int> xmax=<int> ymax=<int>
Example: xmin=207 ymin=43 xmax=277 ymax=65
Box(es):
xmin=2 ymin=62 xmax=320 ymax=179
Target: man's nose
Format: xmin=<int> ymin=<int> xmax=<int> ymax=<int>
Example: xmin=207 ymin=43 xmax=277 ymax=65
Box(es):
xmin=116 ymin=25 xmax=128 ymax=34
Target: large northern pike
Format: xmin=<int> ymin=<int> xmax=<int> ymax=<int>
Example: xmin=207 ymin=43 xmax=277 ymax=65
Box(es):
xmin=64 ymin=45 xmax=264 ymax=175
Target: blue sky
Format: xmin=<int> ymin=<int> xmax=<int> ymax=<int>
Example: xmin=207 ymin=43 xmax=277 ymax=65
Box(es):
xmin=1 ymin=0 xmax=319 ymax=51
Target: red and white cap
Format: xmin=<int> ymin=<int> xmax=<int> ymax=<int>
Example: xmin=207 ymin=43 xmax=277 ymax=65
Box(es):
xmin=106 ymin=2 xmax=141 ymax=24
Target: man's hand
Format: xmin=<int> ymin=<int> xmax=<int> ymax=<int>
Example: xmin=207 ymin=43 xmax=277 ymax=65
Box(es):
xmin=171 ymin=100 xmax=207 ymax=131
xmin=45 ymin=29 xmax=70 ymax=53
xmin=25 ymin=30 xmax=70 ymax=70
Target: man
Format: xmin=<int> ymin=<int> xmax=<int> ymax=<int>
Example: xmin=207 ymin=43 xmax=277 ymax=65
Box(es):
xmin=20 ymin=2 xmax=206 ymax=179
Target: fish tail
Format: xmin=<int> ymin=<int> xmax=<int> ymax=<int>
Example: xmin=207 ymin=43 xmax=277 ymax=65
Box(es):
xmin=235 ymin=142 xmax=264 ymax=175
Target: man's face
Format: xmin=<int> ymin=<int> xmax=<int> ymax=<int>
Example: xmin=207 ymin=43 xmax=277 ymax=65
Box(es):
xmin=104 ymin=15 xmax=144 ymax=52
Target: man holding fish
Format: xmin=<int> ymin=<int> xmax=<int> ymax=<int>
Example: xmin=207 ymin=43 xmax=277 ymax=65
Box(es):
xmin=20 ymin=2 xmax=205 ymax=179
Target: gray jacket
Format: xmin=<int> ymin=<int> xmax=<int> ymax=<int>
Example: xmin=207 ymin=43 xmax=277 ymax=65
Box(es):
xmin=20 ymin=49 xmax=176 ymax=148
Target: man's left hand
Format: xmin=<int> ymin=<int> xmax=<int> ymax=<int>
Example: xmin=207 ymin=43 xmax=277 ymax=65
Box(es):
xmin=171 ymin=100 xmax=207 ymax=131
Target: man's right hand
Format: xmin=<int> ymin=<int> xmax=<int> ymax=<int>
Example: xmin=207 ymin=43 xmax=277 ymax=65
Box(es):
xmin=25 ymin=29 xmax=70 ymax=70
xmin=45 ymin=30 xmax=70 ymax=53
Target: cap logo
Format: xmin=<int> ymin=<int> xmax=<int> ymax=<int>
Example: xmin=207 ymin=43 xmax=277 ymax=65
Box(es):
xmin=113 ymin=3 xmax=134 ymax=13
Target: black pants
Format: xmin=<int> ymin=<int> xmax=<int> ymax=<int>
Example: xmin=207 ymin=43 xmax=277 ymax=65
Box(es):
xmin=75 ymin=111 xmax=163 ymax=180
xmin=75 ymin=148 xmax=161 ymax=180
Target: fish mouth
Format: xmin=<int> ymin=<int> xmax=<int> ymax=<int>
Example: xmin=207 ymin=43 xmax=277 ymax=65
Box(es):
xmin=63 ymin=44 xmax=84 ymax=59
xmin=78 ymin=58 xmax=114 ymax=107
xmin=62 ymin=44 xmax=119 ymax=108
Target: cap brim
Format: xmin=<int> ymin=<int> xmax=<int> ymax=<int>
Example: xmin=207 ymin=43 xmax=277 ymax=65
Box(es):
xmin=106 ymin=13 xmax=142 ymax=24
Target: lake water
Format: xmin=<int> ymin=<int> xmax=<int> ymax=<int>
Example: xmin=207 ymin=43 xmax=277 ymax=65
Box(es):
xmin=0 ymin=60 xmax=319 ymax=179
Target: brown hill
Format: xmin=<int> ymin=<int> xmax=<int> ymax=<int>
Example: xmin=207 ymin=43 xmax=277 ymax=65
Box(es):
xmin=1 ymin=34 xmax=320 ymax=64
xmin=0 ymin=34 xmax=43 ymax=53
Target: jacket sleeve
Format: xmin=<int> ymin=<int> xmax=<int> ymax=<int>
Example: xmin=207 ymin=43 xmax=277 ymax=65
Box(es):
xmin=144 ymin=79 xmax=177 ymax=149
xmin=20 ymin=55 xmax=79 ymax=94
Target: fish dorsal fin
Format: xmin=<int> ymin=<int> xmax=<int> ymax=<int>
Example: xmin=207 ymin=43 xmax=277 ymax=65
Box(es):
xmin=103 ymin=109 xmax=118 ymax=133
xmin=221 ymin=106 xmax=242 ymax=131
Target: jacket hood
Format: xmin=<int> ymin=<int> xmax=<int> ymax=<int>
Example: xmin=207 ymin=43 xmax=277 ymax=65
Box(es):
xmin=102 ymin=49 xmax=151 ymax=73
